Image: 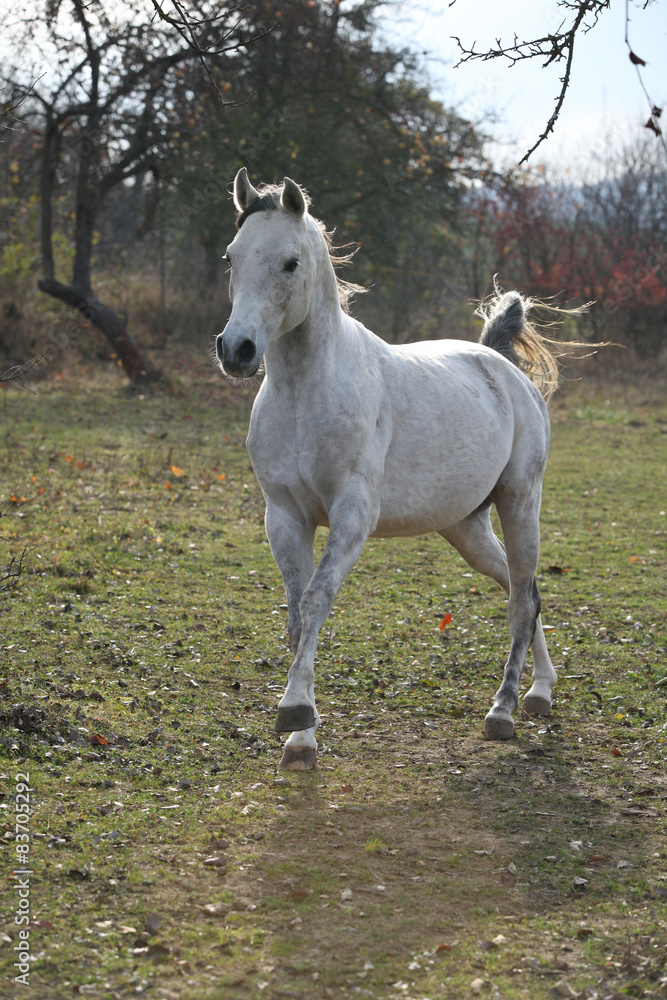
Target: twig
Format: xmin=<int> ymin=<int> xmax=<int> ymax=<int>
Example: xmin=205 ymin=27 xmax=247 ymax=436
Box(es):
xmin=1 ymin=347 xmax=55 ymax=393
xmin=147 ymin=0 xmax=275 ymax=104
xmin=228 ymin=747 xmax=254 ymax=777
xmin=624 ymin=0 xmax=666 ymax=155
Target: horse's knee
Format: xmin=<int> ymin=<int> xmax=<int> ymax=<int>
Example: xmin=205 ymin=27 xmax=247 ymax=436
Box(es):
xmin=299 ymin=584 xmax=334 ymax=628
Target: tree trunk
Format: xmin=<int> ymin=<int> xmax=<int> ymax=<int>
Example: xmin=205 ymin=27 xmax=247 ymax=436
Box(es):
xmin=38 ymin=278 xmax=159 ymax=383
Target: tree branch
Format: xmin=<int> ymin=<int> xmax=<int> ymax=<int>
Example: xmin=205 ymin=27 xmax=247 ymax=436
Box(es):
xmin=453 ymin=0 xmax=609 ymax=162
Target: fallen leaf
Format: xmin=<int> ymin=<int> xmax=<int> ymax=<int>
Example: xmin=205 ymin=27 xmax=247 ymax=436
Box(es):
xmin=364 ymin=836 xmax=388 ymax=853
xmin=169 ymin=465 xmax=185 ymax=477
xmin=90 ymin=734 xmax=108 ymax=746
xmin=612 ymin=747 xmax=622 ymax=757
xmin=439 ymin=613 xmax=453 ymax=630
xmin=147 ymin=942 xmax=171 ymax=960
xmin=573 ymin=877 xmax=588 ymax=890
xmin=340 ymin=887 xmax=353 ymax=901
xmin=67 ymin=868 xmax=90 ymax=880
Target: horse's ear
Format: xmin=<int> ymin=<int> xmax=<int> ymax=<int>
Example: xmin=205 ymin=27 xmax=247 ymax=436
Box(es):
xmin=233 ymin=167 xmax=260 ymax=212
xmin=281 ymin=177 xmax=306 ymax=218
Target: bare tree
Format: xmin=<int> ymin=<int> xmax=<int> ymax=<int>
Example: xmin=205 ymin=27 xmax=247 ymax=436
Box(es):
xmin=1 ymin=0 xmax=265 ymax=382
xmin=453 ymin=0 xmax=665 ymax=162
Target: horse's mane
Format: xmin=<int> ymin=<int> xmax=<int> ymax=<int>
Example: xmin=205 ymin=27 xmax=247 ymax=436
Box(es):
xmin=236 ymin=182 xmax=365 ymax=313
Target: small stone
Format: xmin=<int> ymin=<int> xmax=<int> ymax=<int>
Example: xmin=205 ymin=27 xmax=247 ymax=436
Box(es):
xmin=201 ymin=902 xmax=230 ymax=916
xmin=203 ymin=855 xmax=227 ymax=868
xmin=144 ymin=913 xmax=162 ymax=934
xmin=178 ymin=777 xmax=192 ymax=790
xmin=470 ymin=978 xmax=486 ymax=995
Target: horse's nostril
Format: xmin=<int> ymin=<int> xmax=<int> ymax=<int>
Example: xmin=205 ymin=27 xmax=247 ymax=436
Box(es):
xmin=238 ymin=339 xmax=256 ymax=366
xmin=215 ymin=335 xmax=225 ymax=361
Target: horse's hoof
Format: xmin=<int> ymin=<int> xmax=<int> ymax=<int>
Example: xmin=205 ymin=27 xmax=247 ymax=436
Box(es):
xmin=483 ymin=710 xmax=515 ymax=740
xmin=523 ymin=693 xmax=552 ymax=717
xmin=279 ymin=746 xmax=317 ymax=771
xmin=274 ymin=704 xmax=316 ymax=733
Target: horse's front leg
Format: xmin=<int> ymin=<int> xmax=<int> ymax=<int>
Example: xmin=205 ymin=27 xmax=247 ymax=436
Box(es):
xmin=274 ymin=477 xmax=378 ymax=770
xmin=265 ymin=502 xmax=316 ymax=656
xmin=264 ymin=503 xmax=319 ymax=770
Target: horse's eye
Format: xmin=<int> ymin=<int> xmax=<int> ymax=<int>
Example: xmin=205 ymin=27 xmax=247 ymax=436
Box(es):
xmin=284 ymin=258 xmax=300 ymax=273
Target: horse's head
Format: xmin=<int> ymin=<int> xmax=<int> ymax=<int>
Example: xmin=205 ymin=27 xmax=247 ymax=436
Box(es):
xmin=216 ymin=169 xmax=317 ymax=378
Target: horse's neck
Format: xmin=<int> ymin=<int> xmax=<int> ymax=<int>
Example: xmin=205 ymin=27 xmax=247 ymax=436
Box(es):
xmin=264 ymin=254 xmax=355 ymax=384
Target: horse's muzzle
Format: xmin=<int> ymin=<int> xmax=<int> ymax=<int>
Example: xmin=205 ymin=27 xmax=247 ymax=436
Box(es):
xmin=216 ymin=333 xmax=260 ymax=378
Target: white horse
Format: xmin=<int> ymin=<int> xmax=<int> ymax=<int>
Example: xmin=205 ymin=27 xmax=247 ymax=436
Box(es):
xmin=216 ymin=168 xmax=559 ymax=771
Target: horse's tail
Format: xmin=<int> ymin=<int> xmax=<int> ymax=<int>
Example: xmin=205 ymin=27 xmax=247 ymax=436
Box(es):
xmin=477 ymin=284 xmax=561 ymax=402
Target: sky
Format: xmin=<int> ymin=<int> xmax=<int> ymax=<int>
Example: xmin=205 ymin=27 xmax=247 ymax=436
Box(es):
xmin=379 ymin=0 xmax=667 ymax=170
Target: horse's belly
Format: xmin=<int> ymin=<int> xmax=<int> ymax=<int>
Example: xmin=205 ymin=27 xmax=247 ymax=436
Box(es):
xmin=371 ymin=486 xmax=492 ymax=538
xmin=371 ymin=442 xmax=509 ymax=538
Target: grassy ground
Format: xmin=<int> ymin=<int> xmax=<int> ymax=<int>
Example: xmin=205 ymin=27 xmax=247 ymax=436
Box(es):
xmin=0 ymin=355 xmax=666 ymax=1000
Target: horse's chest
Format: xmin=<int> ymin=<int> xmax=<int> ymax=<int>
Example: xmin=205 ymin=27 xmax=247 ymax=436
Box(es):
xmin=248 ymin=418 xmax=339 ymax=526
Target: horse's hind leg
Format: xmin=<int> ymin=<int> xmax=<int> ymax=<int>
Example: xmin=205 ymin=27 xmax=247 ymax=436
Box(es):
xmin=482 ymin=484 xmax=552 ymax=739
xmin=441 ymin=503 xmax=556 ymax=738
